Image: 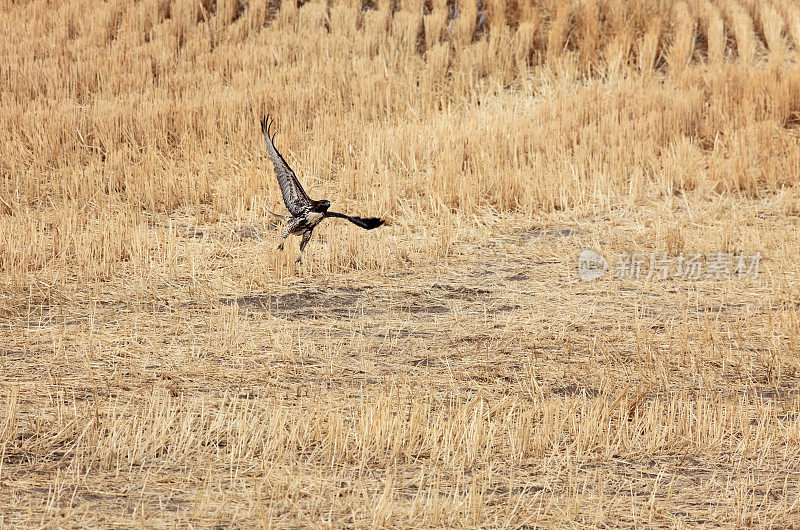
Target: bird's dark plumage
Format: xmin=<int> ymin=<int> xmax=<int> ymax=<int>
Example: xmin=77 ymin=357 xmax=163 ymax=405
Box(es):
xmin=324 ymin=211 xmax=385 ymax=230
xmin=261 ymin=117 xmax=312 ymax=217
xmin=261 ymin=116 xmax=384 ymax=262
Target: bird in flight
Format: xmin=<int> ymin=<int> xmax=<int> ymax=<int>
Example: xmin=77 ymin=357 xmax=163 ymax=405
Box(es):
xmin=261 ymin=116 xmax=384 ymax=263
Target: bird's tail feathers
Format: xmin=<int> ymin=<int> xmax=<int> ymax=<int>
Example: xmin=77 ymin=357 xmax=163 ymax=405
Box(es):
xmin=266 ymin=208 xmax=287 ymax=219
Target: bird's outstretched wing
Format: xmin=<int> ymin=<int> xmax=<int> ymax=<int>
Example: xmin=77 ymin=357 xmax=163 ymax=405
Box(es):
xmin=325 ymin=211 xmax=385 ymax=229
xmin=261 ymin=116 xmax=312 ymax=216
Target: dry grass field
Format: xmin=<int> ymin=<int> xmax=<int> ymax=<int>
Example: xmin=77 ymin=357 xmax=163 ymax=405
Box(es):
xmin=2 ymin=0 xmax=800 ymax=526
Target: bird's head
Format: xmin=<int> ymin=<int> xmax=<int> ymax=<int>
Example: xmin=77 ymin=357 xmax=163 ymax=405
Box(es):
xmin=319 ymin=200 xmax=331 ymax=211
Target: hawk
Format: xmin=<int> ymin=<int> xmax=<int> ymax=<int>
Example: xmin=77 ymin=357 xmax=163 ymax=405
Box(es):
xmin=261 ymin=116 xmax=384 ymax=263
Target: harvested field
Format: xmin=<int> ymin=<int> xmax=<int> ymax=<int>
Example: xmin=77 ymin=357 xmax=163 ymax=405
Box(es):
xmin=2 ymin=0 xmax=800 ymax=526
